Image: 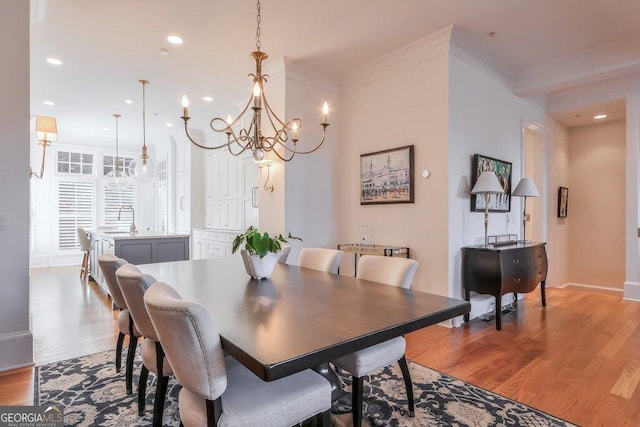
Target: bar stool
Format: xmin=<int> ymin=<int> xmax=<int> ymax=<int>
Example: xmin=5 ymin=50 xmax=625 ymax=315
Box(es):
xmin=77 ymin=227 xmax=91 ymax=280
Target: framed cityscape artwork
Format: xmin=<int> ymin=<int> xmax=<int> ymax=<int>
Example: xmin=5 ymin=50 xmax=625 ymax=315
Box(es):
xmin=470 ymin=153 xmax=512 ymax=212
xmin=360 ymin=145 xmax=414 ymax=205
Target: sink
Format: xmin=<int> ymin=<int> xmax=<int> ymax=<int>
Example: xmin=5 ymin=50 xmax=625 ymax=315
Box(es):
xmin=101 ymin=230 xmax=130 ymax=235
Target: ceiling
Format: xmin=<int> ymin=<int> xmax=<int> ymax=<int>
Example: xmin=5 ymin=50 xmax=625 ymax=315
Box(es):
xmin=30 ymin=0 xmax=640 ymax=150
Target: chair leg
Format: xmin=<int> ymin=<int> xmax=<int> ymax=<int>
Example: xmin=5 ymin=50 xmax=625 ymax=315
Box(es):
xmin=138 ymin=365 xmax=149 ymax=416
xmin=153 ymin=376 xmax=169 ymax=427
xmin=206 ymin=397 xmax=222 ymax=427
xmin=398 ymin=356 xmax=415 ymax=417
xmin=351 ymin=376 xmax=364 ymax=427
xmin=125 ymin=335 xmax=138 ymax=395
xmin=80 ymin=252 xmax=87 ymax=279
xmin=115 ymin=332 xmax=125 ymax=372
xmin=315 ymin=409 xmax=331 ymax=426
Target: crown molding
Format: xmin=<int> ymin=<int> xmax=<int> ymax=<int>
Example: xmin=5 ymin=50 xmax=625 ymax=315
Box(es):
xmin=263 ymin=57 xmax=339 ymax=94
xmin=342 ymin=26 xmax=453 ymax=91
xmin=515 ymin=35 xmax=640 ymax=97
xmin=448 ymin=40 xmax=515 ymax=93
xmin=546 ymin=73 xmax=640 ymax=113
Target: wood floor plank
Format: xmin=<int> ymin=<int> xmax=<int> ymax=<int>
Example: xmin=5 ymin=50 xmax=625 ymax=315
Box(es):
xmin=610 ymin=346 xmax=640 ymax=399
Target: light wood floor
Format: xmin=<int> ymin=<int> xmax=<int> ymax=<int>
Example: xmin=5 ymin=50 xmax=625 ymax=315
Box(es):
xmin=1 ymin=267 xmax=639 ymax=426
xmin=406 ymin=287 xmax=640 ymax=426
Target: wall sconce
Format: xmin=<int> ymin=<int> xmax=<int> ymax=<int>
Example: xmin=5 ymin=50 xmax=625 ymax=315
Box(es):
xmin=512 ymin=177 xmax=540 ymax=243
xmin=30 ymin=115 xmax=57 ymax=179
xmin=257 ymin=159 xmax=274 ymax=192
xmin=470 ymin=171 xmax=505 ymax=247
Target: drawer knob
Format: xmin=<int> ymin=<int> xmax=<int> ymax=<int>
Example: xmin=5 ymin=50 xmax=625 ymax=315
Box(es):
xmin=513 ymin=277 xmax=521 ymax=283
xmin=512 ymin=259 xmax=520 ymax=264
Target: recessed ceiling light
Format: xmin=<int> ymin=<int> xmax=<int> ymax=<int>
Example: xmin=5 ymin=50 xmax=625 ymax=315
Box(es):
xmin=102 ymin=127 xmax=110 ymax=131
xmin=165 ymin=123 xmax=174 ymax=127
xmin=43 ymin=100 xmax=55 ymax=106
xmin=125 ymin=99 xmax=133 ymax=104
xmin=46 ymin=57 xmax=62 ymax=65
xmin=202 ymin=96 xmax=213 ymax=102
xmin=594 ymin=114 xmax=607 ymax=120
xmin=167 ymin=35 xmax=183 ymax=45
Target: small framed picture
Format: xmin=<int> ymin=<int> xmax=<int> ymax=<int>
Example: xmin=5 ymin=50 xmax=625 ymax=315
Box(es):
xmin=360 ymin=145 xmax=414 ymax=205
xmin=558 ymin=187 xmax=568 ymax=218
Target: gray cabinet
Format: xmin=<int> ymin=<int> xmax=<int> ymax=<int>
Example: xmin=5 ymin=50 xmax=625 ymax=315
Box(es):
xmin=89 ymin=232 xmax=190 ymax=292
xmin=114 ymin=237 xmax=189 ymax=265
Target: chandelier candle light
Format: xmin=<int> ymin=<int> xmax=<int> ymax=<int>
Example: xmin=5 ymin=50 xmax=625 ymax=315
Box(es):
xmin=471 ymin=171 xmax=505 ymax=247
xmin=181 ymin=0 xmax=330 ymax=162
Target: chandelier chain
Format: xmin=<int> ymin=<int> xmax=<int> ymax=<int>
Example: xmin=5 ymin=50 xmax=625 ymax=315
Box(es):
xmin=255 ymin=0 xmax=261 ymax=51
xmin=142 ymin=81 xmax=146 ymax=149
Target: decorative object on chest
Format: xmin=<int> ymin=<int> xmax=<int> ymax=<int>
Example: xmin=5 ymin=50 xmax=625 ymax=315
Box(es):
xmin=462 ymin=242 xmax=548 ymax=330
xmin=512 ymin=177 xmax=540 ymax=243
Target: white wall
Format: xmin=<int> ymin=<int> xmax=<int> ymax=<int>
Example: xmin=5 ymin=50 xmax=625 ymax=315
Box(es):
xmin=448 ymin=45 xmax=546 ymax=320
xmin=0 ymin=0 xmax=33 ymax=371
xmin=545 ymin=118 xmax=571 ymax=287
xmin=337 ymin=29 xmax=451 ymax=293
xmin=568 ymin=120 xmax=626 ymax=288
xmin=284 ymin=63 xmax=340 ymax=263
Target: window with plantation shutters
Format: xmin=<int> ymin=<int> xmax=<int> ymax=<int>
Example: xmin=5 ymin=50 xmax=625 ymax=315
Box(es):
xmin=104 ymin=182 xmax=135 ymax=229
xmin=157 ymin=159 xmax=168 ymax=233
xmin=58 ymin=181 xmax=94 ymax=250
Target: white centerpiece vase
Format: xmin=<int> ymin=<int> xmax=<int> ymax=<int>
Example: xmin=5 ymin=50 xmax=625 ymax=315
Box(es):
xmin=240 ymin=249 xmax=280 ymax=280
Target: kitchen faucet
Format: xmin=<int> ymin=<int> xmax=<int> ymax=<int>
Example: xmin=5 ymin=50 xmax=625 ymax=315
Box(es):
xmin=118 ymin=205 xmax=136 ymax=234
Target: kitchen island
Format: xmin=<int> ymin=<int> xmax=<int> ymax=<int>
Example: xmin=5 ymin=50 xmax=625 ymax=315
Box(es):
xmin=89 ymin=230 xmax=190 ymax=292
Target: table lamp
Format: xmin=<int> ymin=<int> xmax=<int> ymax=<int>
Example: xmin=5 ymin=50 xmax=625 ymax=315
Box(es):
xmin=512 ymin=177 xmax=540 ymax=243
xmin=471 ymin=171 xmax=505 ymax=247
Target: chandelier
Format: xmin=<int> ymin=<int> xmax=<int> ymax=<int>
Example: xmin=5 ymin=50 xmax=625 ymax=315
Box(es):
xmin=180 ymin=0 xmax=329 ymax=162
xmin=130 ymin=79 xmax=155 ymax=182
xmin=105 ymin=113 xmax=129 ymax=189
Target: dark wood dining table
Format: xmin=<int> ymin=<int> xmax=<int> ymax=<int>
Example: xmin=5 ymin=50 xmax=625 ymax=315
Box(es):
xmin=139 ymin=255 xmax=470 ymax=399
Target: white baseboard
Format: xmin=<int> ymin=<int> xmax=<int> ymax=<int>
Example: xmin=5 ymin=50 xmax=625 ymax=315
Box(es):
xmin=624 ymin=281 xmax=640 ymax=301
xmin=558 ymin=282 xmax=624 ymax=293
xmin=0 ymin=331 xmax=33 ymax=372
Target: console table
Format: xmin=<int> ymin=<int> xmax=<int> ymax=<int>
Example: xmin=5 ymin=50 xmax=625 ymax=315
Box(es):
xmin=462 ymin=242 xmax=547 ymax=330
xmin=337 ymin=244 xmax=409 ymax=275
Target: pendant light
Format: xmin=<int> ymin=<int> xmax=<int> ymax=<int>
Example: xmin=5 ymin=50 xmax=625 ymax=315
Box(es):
xmin=131 ymin=79 xmax=155 ymax=182
xmin=105 ymin=113 xmax=129 ymax=190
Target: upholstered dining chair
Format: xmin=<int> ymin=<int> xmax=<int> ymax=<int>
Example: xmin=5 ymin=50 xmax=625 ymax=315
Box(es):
xmin=97 ymin=254 xmax=140 ymax=395
xmin=278 ymin=244 xmax=292 ymax=264
xmin=77 ymin=227 xmax=91 ymax=280
xmin=333 ymin=255 xmax=419 ymax=426
xmin=116 ymin=263 xmax=172 ymax=426
xmin=298 ymin=247 xmax=345 ymax=274
xmin=144 ymin=281 xmax=333 ymax=427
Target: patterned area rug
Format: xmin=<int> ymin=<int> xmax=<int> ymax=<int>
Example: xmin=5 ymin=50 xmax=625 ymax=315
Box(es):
xmin=35 ymin=349 xmax=574 ymax=426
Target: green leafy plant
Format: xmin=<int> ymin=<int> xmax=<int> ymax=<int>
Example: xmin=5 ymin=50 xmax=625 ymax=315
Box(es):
xmin=232 ymin=226 xmax=301 ymax=259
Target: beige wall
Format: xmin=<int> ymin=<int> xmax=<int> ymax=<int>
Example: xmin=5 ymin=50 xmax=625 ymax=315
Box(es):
xmin=545 ymin=118 xmax=571 ymax=287
xmin=337 ymin=32 xmax=451 ymax=294
xmin=568 ymin=120 xmax=626 ymax=288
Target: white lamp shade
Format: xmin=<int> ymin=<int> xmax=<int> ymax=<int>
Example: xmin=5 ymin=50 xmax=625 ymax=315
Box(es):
xmin=512 ymin=177 xmax=540 ymax=197
xmin=35 ymin=115 xmax=57 ymax=142
xmin=471 ymin=171 xmax=504 ymax=194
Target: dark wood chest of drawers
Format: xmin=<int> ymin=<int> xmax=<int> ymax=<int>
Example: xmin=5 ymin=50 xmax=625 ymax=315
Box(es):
xmin=462 ymin=242 xmax=547 ymax=330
